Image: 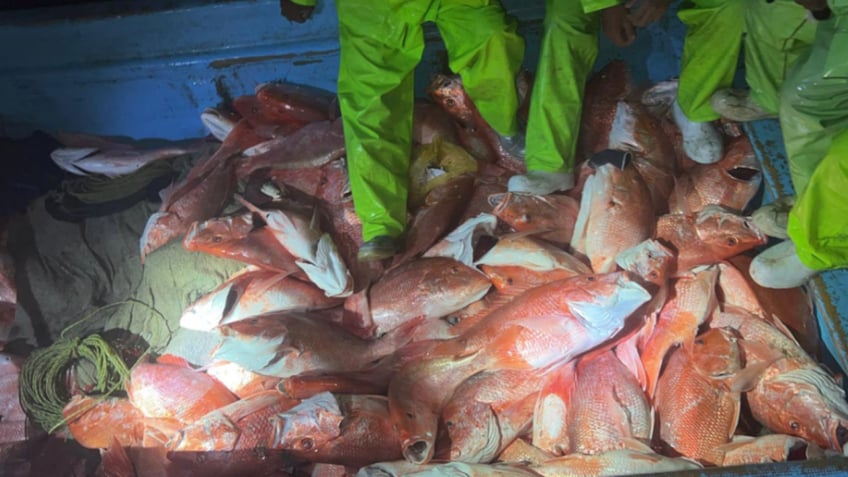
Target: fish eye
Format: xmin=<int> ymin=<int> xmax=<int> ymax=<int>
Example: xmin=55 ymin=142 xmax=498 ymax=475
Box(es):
xmin=648 ymin=271 xmax=659 ymax=279
xmin=406 ymin=412 xmax=416 ymax=420
xmin=213 ymin=235 xmax=223 ymax=243
xmin=445 ymin=420 xmax=454 ymax=428
xmin=300 ymin=437 xmax=314 ymax=450
xmin=445 ymin=99 xmax=456 ymax=107
xmin=726 ymin=237 xmax=738 ymax=246
xmin=790 ymin=421 xmax=800 ymax=430
xmin=695 ymin=338 xmax=705 ymax=345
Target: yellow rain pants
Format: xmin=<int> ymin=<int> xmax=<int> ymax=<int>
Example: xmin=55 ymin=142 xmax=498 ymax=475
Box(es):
xmin=523 ymin=0 xmax=606 ymax=174
xmin=677 ymin=0 xmax=814 ymax=122
xmin=784 ymin=5 xmax=848 ymax=271
xmin=334 ymin=0 xmax=525 ymax=241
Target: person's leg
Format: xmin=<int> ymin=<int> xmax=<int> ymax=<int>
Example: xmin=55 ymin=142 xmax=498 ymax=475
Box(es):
xmin=507 ymin=0 xmax=600 ymax=194
xmin=335 ymin=0 xmax=426 ymax=258
xmin=435 ymin=0 xmax=525 ymax=141
xmin=750 ymin=130 xmax=848 ymax=288
xmin=750 ymin=16 xmax=848 ymax=288
xmin=779 ymin=17 xmax=848 ymax=196
xmin=674 ymin=0 xmax=744 ymax=163
xmin=677 ymin=0 xmax=744 ymax=121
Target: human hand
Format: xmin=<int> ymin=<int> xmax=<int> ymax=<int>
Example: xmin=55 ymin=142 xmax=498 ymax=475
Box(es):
xmin=602 ymin=4 xmax=637 ymax=47
xmin=280 ymin=0 xmax=315 ymax=23
xmin=628 ymin=0 xmax=674 ymax=27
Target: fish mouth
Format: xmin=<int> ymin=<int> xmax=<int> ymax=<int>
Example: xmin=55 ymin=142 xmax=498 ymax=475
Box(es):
xmin=727 ymin=166 xmax=761 ymax=182
xmin=832 ymin=423 xmax=848 ymax=452
xmin=488 ymin=193 xmax=508 ymax=212
xmin=402 ymin=437 xmax=434 ymax=465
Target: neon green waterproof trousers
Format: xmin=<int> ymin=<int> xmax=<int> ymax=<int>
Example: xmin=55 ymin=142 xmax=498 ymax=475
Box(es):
xmin=524 ymin=0 xmax=813 ymax=175
xmin=524 ymin=0 xmax=603 ymax=174
xmin=677 ymin=0 xmax=815 ymax=122
xmin=784 ymin=5 xmax=848 ymax=271
xmin=335 ymin=0 xmax=525 ymax=241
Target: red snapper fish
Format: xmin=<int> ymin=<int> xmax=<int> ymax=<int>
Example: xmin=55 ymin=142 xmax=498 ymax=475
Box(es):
xmin=127 ymin=362 xmax=239 ymax=425
xmin=489 ymin=193 xmax=580 ymax=247
xmin=534 ymin=351 xmax=652 ymax=456
xmin=255 ymin=82 xmax=335 ymax=125
xmin=341 ymin=256 xmax=491 ymax=339
xmin=388 ymin=272 xmax=651 ymax=464
xmin=571 ymin=161 xmax=655 ymax=273
xmin=711 ymin=309 xmax=848 ymax=452
xmin=654 ymin=328 xmax=750 ymax=465
xmin=427 ymin=74 xmax=525 ymax=173
xmin=179 ymin=269 xmax=343 ymax=331
xmin=139 ymin=152 xmax=237 ymax=262
xmin=237 ymin=195 xmax=352 ymax=298
xmin=63 ymin=396 xmax=145 ymax=449
xmin=183 ymin=212 xmax=302 ymax=276
xmin=654 ymin=205 xmax=767 ymax=275
xmin=437 ymin=368 xmax=548 ymax=463
xmin=640 ymin=265 xmax=719 ymax=397
xmin=168 ymin=390 xmax=299 ymax=452
xmin=212 ymin=312 xmax=418 ymax=378
xmin=270 ymin=392 xmax=402 ymax=466
xmin=237 ymin=118 xmax=346 ymax=178
xmin=669 ymin=134 xmax=762 ymax=215
xmin=50 ymin=141 xmax=200 ymax=178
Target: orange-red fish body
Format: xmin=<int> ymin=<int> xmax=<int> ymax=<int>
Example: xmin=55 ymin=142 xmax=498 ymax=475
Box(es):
xmin=427 ymin=74 xmax=524 ymax=173
xmin=168 ymin=390 xmax=299 ymax=452
xmin=654 ymin=205 xmax=767 ymax=275
xmin=183 ymin=213 xmax=302 ymax=276
xmin=571 ymin=162 xmax=655 ymax=273
xmin=127 ymin=362 xmax=238 ymax=425
xmin=255 ymin=82 xmax=334 ymax=125
xmin=341 ymin=256 xmax=491 ymax=339
xmin=388 ymin=272 xmax=651 ymax=464
xmin=63 ymin=395 xmax=145 ymax=449
xmin=655 ymin=328 xmax=744 ymax=465
xmin=438 ymin=368 xmax=548 ymax=463
xmin=271 ymin=393 xmax=402 ymax=467
xmin=640 ymin=265 xmax=719 ymax=397
xmin=490 ymin=193 xmax=580 ymax=247
xmin=669 ymin=135 xmax=762 ymax=215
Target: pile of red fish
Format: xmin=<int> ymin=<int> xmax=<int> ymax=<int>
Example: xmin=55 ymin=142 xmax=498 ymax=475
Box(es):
xmin=41 ymin=62 xmax=848 ymax=475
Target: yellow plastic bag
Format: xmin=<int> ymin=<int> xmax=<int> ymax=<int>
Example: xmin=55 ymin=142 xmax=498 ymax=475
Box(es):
xmin=408 ymin=138 xmax=478 ymax=209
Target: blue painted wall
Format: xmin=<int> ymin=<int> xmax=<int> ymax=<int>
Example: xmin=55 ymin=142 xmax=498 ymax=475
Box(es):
xmin=0 ymin=0 xmax=684 ymax=140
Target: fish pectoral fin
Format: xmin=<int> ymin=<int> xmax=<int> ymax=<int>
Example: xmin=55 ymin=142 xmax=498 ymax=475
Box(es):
xmin=708 ymin=361 xmax=771 ymax=393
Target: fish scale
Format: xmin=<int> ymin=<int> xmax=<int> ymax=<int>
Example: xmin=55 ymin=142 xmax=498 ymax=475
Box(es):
xmin=655 ymin=328 xmax=743 ymax=465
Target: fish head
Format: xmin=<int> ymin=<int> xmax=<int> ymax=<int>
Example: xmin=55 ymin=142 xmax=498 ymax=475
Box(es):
xmin=614 ymin=239 xmax=676 ymax=288
xmin=566 ymin=273 xmax=652 ymax=341
xmin=694 ymin=206 xmax=767 ymax=257
xmin=270 ymin=391 xmax=343 ymax=452
xmin=754 ymin=364 xmax=848 ymax=451
xmin=489 ymin=193 xmax=538 ymax=231
xmin=688 ymin=327 xmax=742 ymax=377
xmin=182 ymin=213 xmax=253 ymax=253
xmin=200 ymin=107 xmax=239 ymax=142
xmin=426 ymin=74 xmax=476 ymax=129
xmin=441 ymin=400 xmax=501 ymax=462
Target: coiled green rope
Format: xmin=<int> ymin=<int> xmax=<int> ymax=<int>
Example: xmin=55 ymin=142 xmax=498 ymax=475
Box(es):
xmin=18 ymin=300 xmax=168 ymax=434
xmin=19 ymin=334 xmax=130 ymax=433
